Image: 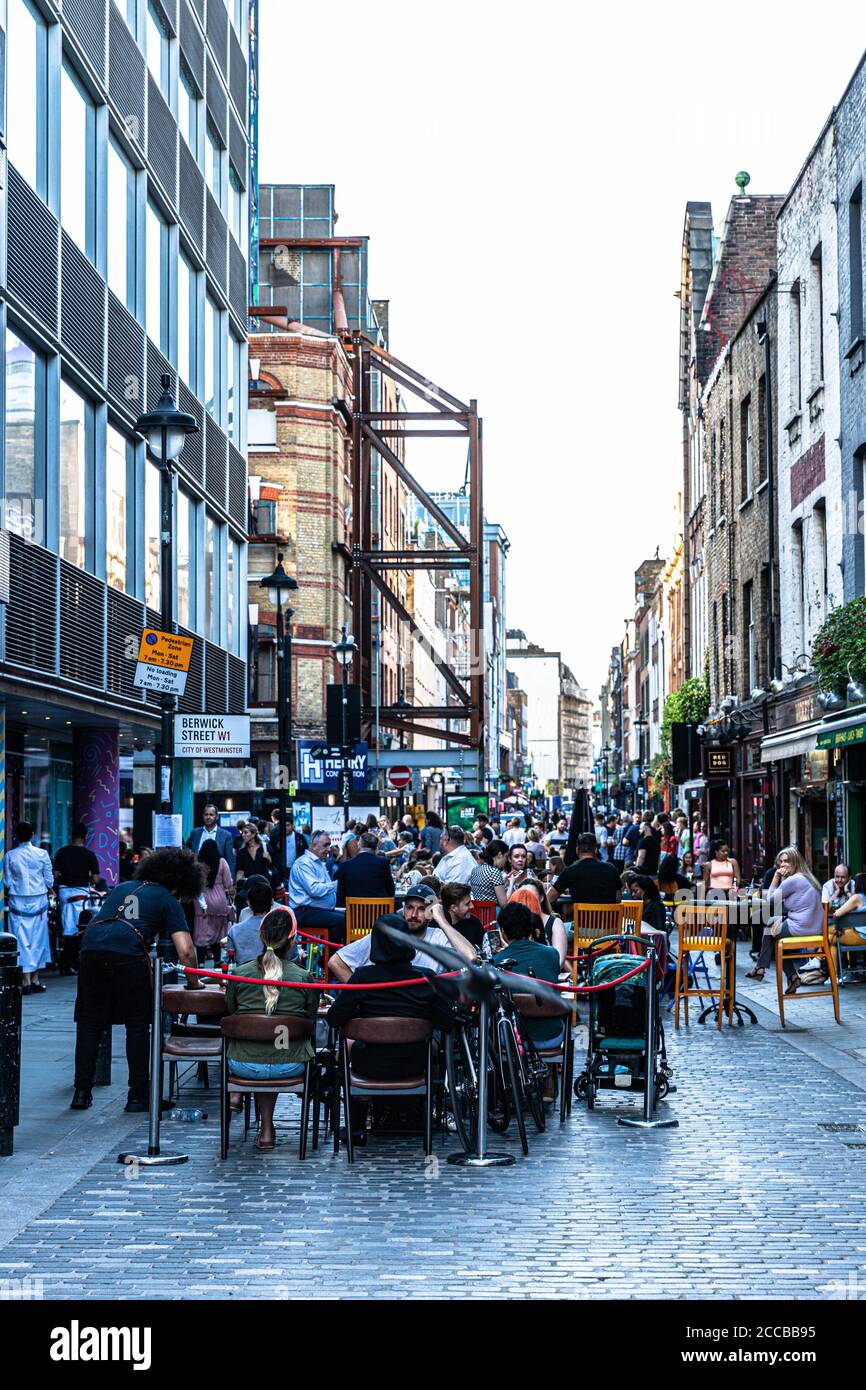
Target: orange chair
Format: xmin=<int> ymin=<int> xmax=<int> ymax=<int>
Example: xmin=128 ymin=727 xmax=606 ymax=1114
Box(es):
xmin=620 ymin=899 xmax=645 ymax=932
xmin=345 ymin=897 xmax=394 ymax=943
xmin=673 ymin=902 xmax=730 ymax=1030
xmin=775 ymin=904 xmax=840 ymax=1027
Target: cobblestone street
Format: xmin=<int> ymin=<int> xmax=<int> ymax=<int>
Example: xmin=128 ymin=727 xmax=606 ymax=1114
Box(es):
xmin=3 ymin=961 xmax=866 ymax=1301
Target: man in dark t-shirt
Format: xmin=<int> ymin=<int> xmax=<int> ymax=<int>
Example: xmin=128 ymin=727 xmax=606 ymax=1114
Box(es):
xmin=72 ymin=848 xmax=202 ymax=1115
xmin=54 ymin=825 xmax=101 ymax=975
xmin=547 ymin=833 xmax=622 ymax=907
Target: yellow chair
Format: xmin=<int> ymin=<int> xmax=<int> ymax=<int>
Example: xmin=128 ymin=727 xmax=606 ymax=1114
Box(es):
xmin=775 ymin=904 xmax=840 ymax=1027
xmin=673 ymin=902 xmax=730 ymax=1030
xmin=345 ymin=897 xmax=394 ymax=944
xmin=571 ymin=904 xmax=626 ymax=984
xmin=620 ymin=899 xmax=645 ymax=932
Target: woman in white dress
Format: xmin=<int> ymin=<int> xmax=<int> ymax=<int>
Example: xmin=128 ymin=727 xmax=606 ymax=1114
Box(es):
xmin=6 ymin=821 xmax=54 ymax=993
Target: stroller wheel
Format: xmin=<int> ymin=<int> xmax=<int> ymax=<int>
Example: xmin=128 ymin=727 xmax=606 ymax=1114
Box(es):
xmin=655 ymin=1076 xmax=669 ymax=1101
xmin=586 ymin=1083 xmax=595 ymax=1110
xmin=573 ymin=1074 xmax=589 ymax=1101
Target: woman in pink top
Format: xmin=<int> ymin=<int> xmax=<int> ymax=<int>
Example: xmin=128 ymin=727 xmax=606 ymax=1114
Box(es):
xmin=702 ymin=839 xmax=741 ymax=898
xmin=193 ymin=839 xmax=234 ymax=965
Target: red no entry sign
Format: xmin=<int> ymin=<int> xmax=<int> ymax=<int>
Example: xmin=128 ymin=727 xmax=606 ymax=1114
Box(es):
xmin=388 ymin=766 xmax=412 ymax=789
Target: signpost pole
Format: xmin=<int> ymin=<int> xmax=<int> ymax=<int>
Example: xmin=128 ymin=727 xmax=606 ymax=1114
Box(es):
xmin=158 ymin=457 xmax=175 ymax=814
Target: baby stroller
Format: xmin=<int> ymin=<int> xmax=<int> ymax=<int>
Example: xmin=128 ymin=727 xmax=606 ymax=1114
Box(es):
xmin=574 ymin=934 xmax=673 ymax=1111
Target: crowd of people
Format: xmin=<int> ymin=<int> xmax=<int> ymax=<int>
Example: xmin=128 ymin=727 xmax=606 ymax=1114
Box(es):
xmin=7 ymin=792 xmax=862 ymax=1136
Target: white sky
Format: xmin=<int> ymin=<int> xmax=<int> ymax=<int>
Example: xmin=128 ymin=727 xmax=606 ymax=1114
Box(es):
xmin=258 ymin=1 xmax=864 ymax=699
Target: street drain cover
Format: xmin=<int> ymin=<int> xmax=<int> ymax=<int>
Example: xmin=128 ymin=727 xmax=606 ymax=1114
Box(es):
xmin=818 ymin=1123 xmax=863 ymax=1133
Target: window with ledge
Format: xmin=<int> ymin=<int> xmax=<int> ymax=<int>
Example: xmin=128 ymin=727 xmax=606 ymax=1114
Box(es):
xmin=812 ymin=501 xmax=827 ymax=626
xmin=810 ymin=243 xmax=824 ymax=385
xmin=59 ymin=380 xmax=90 ymax=570
xmin=107 ymin=138 xmax=137 ymax=310
xmin=106 ymin=426 xmax=131 ymax=592
xmin=789 ymin=280 xmax=802 ymax=414
xmin=5 ymin=330 xmax=46 ymax=546
xmin=741 ymin=395 xmax=753 ymax=500
xmin=743 ymin=580 xmax=756 ymax=696
xmin=146 ymin=2 xmax=170 ymax=96
xmin=757 ymin=374 xmax=767 ymax=485
xmin=7 ymin=0 xmax=48 ymax=196
xmin=60 ymin=63 xmax=96 ymax=258
xmin=850 ymin=186 xmax=864 ymax=345
xmin=792 ymin=521 xmax=806 ymax=656
xmin=204 ymin=513 xmax=221 ymax=642
xmin=227 ymin=332 xmax=243 ymax=443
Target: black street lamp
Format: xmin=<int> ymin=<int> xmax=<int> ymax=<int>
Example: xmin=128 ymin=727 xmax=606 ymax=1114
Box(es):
xmin=260 ymin=553 xmax=298 ymax=877
xmin=602 ymin=742 xmax=611 ymax=806
xmin=134 ymin=375 xmax=198 ymax=814
xmin=634 ymin=708 xmax=648 ymax=811
xmin=332 ymin=627 xmax=359 ymax=829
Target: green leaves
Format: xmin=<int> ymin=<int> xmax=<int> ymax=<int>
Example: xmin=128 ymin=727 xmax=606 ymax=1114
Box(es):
xmin=811 ymin=597 xmax=866 ymax=692
xmin=661 ymin=675 xmax=710 ymax=756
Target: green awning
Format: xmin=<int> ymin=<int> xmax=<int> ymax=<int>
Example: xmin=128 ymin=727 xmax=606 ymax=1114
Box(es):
xmin=816 ymin=720 xmax=866 ymax=750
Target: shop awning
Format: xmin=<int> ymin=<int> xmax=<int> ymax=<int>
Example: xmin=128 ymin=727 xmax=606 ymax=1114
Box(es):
xmin=816 ymin=713 xmax=866 ymax=750
xmin=760 ymin=720 xmax=823 ymax=762
xmin=679 ymin=779 xmax=706 ymax=798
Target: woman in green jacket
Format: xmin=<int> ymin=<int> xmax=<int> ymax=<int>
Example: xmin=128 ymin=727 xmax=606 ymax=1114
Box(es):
xmin=224 ymin=908 xmax=317 ymax=1151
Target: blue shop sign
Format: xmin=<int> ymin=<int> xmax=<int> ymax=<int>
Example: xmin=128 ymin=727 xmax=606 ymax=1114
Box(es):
xmin=298 ymin=740 xmax=368 ymax=791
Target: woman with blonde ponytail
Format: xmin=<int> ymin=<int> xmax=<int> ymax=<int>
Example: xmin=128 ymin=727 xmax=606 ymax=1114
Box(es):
xmin=223 ymin=907 xmax=318 ymax=1150
xmin=746 ymin=846 xmax=825 ymax=991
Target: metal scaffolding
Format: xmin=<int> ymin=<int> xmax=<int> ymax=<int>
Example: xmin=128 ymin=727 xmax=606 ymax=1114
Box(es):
xmin=349 ymin=332 xmax=485 ymax=768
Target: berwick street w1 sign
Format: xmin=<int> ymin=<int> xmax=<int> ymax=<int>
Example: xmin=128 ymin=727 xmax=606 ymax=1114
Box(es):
xmin=174 ymin=714 xmax=251 ymax=759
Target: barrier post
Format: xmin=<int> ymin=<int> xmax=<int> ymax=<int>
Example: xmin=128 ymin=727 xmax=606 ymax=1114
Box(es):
xmin=117 ymin=955 xmax=189 ymax=1167
xmin=619 ymin=943 xmax=678 ymax=1130
xmin=0 ymin=932 xmax=22 ymax=1157
xmin=447 ymin=992 xmax=515 ymax=1168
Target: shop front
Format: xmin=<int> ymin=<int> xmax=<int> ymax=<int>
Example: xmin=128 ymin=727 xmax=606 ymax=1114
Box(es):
xmin=816 ymin=712 xmax=866 ymax=875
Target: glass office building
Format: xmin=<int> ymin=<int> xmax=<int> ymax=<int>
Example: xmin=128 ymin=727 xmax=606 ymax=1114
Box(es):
xmin=0 ymin=0 xmax=250 ymax=874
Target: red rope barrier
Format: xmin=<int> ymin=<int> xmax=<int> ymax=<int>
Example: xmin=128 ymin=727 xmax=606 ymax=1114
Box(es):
xmin=182 ymin=966 xmax=462 ymax=991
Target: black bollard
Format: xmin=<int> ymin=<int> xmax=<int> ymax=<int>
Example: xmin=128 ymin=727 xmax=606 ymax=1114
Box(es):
xmin=94 ymin=1027 xmax=112 ymax=1086
xmin=0 ymin=933 xmax=23 ymax=1157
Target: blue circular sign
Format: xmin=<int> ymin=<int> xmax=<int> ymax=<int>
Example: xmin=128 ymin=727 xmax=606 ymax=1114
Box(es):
xmin=145 ymin=632 xmax=158 ymax=645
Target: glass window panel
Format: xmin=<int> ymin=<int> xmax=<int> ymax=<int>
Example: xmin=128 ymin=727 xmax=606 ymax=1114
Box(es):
xmin=5 ymin=331 xmax=44 ymax=544
xmin=146 ymin=200 xmax=167 ymax=349
xmin=177 ymin=489 xmax=191 ymax=628
xmin=146 ymin=2 xmax=169 ymax=93
xmin=204 ymin=296 xmax=219 ymax=416
xmin=302 ymin=251 xmax=330 ymax=283
xmin=145 ymin=459 xmax=160 ymax=610
xmin=59 ymin=381 xmax=87 ymax=569
xmin=106 ymin=427 xmax=128 ymax=592
xmin=107 ymin=140 xmax=135 ymax=309
xmin=61 ymin=64 xmax=92 ymax=253
xmin=273 ymin=187 xmax=300 ymax=219
xmin=303 ymin=187 xmax=330 ymax=219
xmin=177 ymin=252 xmax=197 ymax=386
xmin=228 ymin=166 xmax=243 ymax=244
xmin=7 ymin=0 xmax=46 ymax=194
xmin=179 ymin=64 xmax=198 ymax=151
xmin=227 ymin=333 xmax=242 ymax=444
xmin=205 ymin=514 xmax=217 ymax=641
xmin=206 ymin=126 xmax=222 ymax=205
xmin=227 ymin=537 xmax=235 ymax=653
xmin=302 ymin=286 xmax=330 ymax=320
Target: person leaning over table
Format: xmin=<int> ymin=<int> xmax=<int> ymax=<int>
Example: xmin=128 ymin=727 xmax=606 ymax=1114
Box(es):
xmin=745 ymin=846 xmax=824 ymax=991
xmin=547 ymin=833 xmax=622 ymax=908
xmin=224 ymin=908 xmax=318 ymax=1152
xmin=70 ymin=847 xmax=204 ymax=1114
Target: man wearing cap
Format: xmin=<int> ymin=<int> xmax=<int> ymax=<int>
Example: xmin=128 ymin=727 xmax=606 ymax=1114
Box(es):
xmin=327 ymin=883 xmax=476 ymax=982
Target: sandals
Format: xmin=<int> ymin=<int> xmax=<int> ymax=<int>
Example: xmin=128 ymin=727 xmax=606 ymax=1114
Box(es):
xmin=784 ymin=976 xmax=802 ymax=996
xmin=253 ymin=1134 xmax=276 ymax=1152
xmin=745 ymin=967 xmax=765 ymax=980
xmin=228 ymin=1096 xmax=243 ymax=1114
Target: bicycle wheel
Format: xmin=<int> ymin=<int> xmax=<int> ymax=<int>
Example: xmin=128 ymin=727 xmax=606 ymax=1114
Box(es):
xmin=486 ymin=1018 xmax=510 ymax=1133
xmin=445 ymin=1028 xmax=477 ymax=1154
xmin=521 ymin=1037 xmax=547 ymax=1134
xmin=501 ymin=1021 xmax=529 ymax=1155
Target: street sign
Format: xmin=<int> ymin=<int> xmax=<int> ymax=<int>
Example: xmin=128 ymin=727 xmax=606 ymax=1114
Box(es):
xmin=388 ymin=765 xmax=412 ymax=790
xmin=133 ymin=628 xmax=194 ymax=697
xmin=298 ymin=739 xmax=368 ymax=790
xmin=174 ymin=714 xmax=250 ymax=759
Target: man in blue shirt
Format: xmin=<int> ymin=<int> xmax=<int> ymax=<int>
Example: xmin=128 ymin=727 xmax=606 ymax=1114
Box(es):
xmin=288 ymin=830 xmax=347 ymax=943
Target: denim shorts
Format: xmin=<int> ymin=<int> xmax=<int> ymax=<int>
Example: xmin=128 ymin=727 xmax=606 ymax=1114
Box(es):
xmin=228 ymin=1060 xmax=306 ymax=1080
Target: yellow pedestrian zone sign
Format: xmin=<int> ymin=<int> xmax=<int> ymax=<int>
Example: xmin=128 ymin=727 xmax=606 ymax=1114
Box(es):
xmin=133 ymin=629 xmax=194 ymax=697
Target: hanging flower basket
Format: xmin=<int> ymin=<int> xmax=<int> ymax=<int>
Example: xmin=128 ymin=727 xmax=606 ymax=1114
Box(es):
xmin=811 ymin=596 xmax=866 ymax=694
